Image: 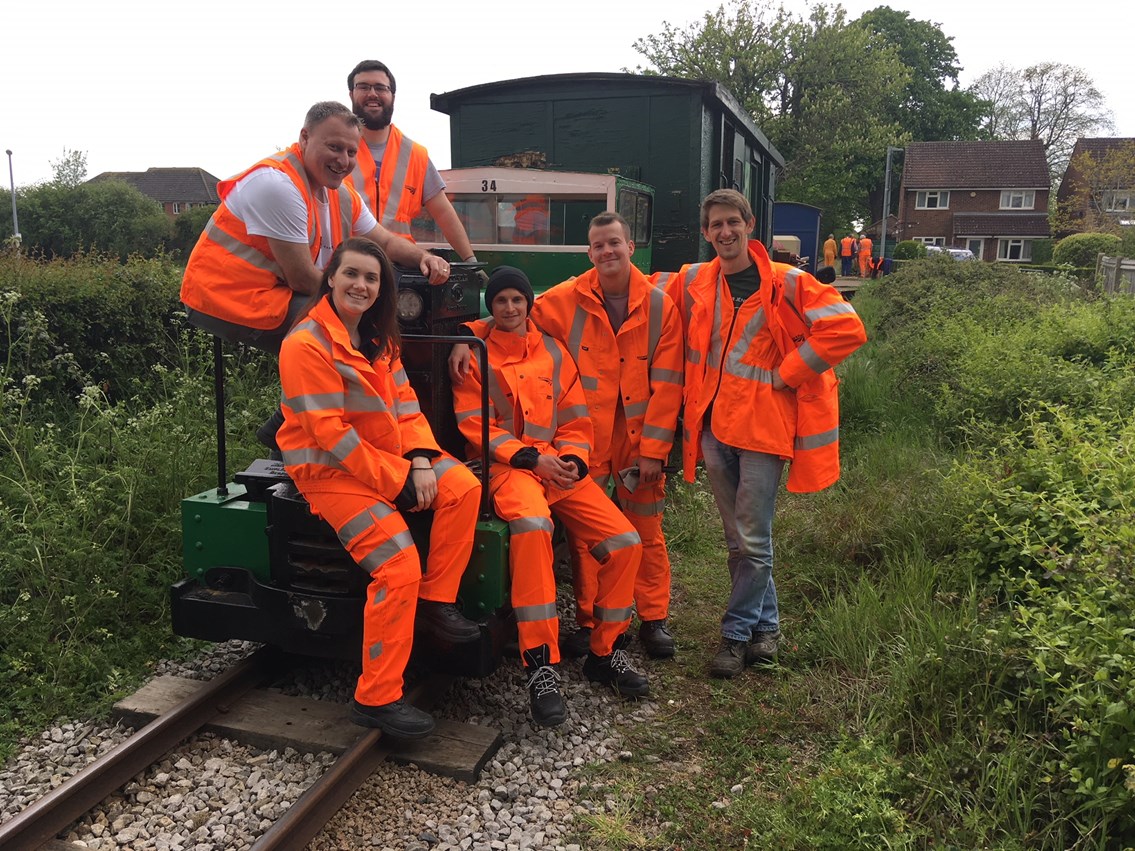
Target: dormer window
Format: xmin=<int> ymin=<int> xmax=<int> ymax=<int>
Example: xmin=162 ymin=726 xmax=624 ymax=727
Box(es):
xmin=1000 ymin=190 xmax=1035 ymax=209
xmin=915 ymin=190 xmax=949 ymax=209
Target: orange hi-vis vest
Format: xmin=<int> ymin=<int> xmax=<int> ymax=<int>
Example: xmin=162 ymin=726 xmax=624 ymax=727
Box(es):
xmin=858 ymin=237 xmax=873 ymax=256
xmin=465 ymin=268 xmax=683 ymax=468
xmin=181 ymin=145 xmax=363 ymax=330
xmin=453 ymin=320 xmax=593 ymax=482
xmin=349 ymin=125 xmax=429 ymax=241
xmin=277 ymin=296 xmax=440 ymax=501
xmin=840 ymin=236 xmax=855 ymax=257
xmin=660 ymin=241 xmax=866 ymax=493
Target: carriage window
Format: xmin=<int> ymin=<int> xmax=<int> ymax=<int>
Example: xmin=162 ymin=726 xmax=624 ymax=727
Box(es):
xmin=413 ymin=192 xmax=609 ymax=246
xmin=617 ymin=189 xmax=653 ymax=245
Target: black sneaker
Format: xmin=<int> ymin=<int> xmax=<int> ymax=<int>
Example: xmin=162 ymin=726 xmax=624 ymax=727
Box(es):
xmin=709 ymin=638 xmax=747 ymax=678
xmin=522 ymin=645 xmax=567 ymax=727
xmin=349 ymin=698 xmax=435 ymax=739
xmin=417 ymin=600 xmax=481 ymax=642
xmin=638 ymin=619 xmax=676 ymax=659
xmin=583 ymin=640 xmax=650 ymax=698
xmin=560 ymin=626 xmax=592 ymax=660
xmin=745 ymin=629 xmax=782 ymax=665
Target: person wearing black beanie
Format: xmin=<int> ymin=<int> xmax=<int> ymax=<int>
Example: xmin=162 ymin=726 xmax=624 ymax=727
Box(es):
xmin=483 ymin=265 xmax=535 ymax=313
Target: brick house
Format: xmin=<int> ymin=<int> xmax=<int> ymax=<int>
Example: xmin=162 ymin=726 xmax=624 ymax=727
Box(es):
xmin=88 ymin=167 xmax=220 ymax=218
xmin=896 ymin=141 xmax=1050 ymax=262
xmin=1055 ymin=137 xmax=1135 ymax=235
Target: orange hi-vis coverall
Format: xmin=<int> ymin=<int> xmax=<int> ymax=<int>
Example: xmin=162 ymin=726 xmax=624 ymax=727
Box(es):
xmin=858 ymin=237 xmax=873 ymax=278
xmin=452 ymin=319 xmax=641 ymax=664
xmin=530 ymin=267 xmax=683 ymax=628
xmin=348 ymin=124 xmax=429 ymax=242
xmin=278 ymin=296 xmax=479 ymax=707
xmin=823 ymin=237 xmax=838 ymax=269
xmin=658 ymin=240 xmax=867 ymax=492
xmin=181 ymin=144 xmax=364 ymax=330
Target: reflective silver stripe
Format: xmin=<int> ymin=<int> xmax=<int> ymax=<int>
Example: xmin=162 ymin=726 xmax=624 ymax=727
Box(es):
xmin=203 ymin=219 xmax=282 ymax=276
xmin=595 ymin=604 xmax=634 ymax=622
xmin=580 ymin=375 xmax=599 ymax=391
xmin=486 ymin=367 xmax=517 ymax=435
xmin=286 ymin=391 xmax=345 ymax=413
xmin=433 ymin=456 xmax=460 ymax=478
xmin=647 ymin=285 xmax=664 ymax=362
xmin=806 ymin=301 xmax=857 ymax=322
xmin=687 ymin=350 xmax=702 ymax=365
xmin=489 ymin=432 xmax=514 ymax=452
xmin=349 ymin=162 xmax=369 ymax=203
xmin=359 ymin=529 xmax=415 ymax=573
xmin=455 ymin=408 xmax=479 ymax=422
xmin=372 ymin=586 xmax=387 ymax=605
xmin=650 ymin=367 xmax=683 ymax=384
xmin=783 ymin=267 xmax=805 ymax=309
xmin=642 ymin=424 xmax=674 ymax=443
xmin=335 ymin=186 xmax=354 ymax=237
xmin=707 ymin=279 xmax=725 ymax=370
xmin=621 ymin=498 xmax=664 ymax=516
xmin=331 ymin=427 xmax=362 ymax=461
xmin=509 ymin=516 xmax=554 ymax=535
xmin=683 ymin=264 xmax=702 ymax=318
xmin=541 ymin=335 xmax=563 ymax=433
xmin=368 ymin=641 xmax=383 ymax=660
xmin=280 ymin=447 xmax=347 ymax=471
xmin=798 ymin=340 xmax=832 ymax=373
xmin=654 ymin=272 xmax=674 ymax=289
xmin=524 ymin=421 xmax=556 ymax=442
xmin=291 ymin=320 xmax=332 ymax=353
xmin=559 ymin=404 xmax=589 ymax=421
xmin=338 ymin=500 xmax=396 ymax=544
xmin=514 ymin=602 xmax=557 ymax=622
xmin=553 ymin=439 xmax=590 ymax=453
xmin=380 ymin=133 xmax=415 ymax=229
xmin=723 ymin=308 xmax=774 ymax=384
xmin=590 ymin=530 xmax=641 ymax=560
xmin=624 ymin=400 xmax=648 ymax=419
xmin=276 ymin=150 xmax=320 ymax=250
xmin=397 ymin=400 xmax=422 ymax=415
xmin=567 ymin=306 xmax=587 ymax=361
xmin=796 ymin=427 xmax=839 ymax=450
xmin=393 ymin=367 xmax=409 ymax=385
xmin=385 ymin=220 xmax=412 ymax=235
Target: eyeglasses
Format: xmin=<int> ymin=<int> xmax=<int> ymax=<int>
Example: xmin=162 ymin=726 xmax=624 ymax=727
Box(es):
xmin=353 ymin=83 xmax=392 ymax=95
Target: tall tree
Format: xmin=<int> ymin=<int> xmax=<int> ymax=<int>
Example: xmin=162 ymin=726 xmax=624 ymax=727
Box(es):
xmin=1053 ymin=141 xmax=1135 ymax=236
xmin=971 ymin=62 xmax=1114 ymax=176
xmin=49 ymin=148 xmax=88 ymax=189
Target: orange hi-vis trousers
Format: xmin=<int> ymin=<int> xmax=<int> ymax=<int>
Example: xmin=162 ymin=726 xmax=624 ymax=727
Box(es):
xmin=309 ymin=456 xmax=479 ymax=707
xmin=490 ymin=468 xmax=641 ymax=664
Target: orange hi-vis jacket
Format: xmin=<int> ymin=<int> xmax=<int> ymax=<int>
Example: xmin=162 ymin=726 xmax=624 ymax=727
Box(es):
xmin=277 ymin=296 xmax=440 ymax=501
xmin=840 ymin=236 xmax=855 ymax=257
xmin=181 ymin=145 xmax=363 ymax=331
xmin=452 ymin=320 xmax=592 ymax=483
xmin=858 ymin=237 xmax=873 ymax=257
xmin=349 ymin=125 xmax=429 ymax=242
xmin=660 ymin=241 xmax=866 ymax=493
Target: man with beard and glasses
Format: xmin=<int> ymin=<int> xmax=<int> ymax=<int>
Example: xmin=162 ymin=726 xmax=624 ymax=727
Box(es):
xmin=346 ymin=60 xmax=476 ymax=263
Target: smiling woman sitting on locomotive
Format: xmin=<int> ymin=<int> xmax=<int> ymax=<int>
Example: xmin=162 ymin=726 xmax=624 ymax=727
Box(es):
xmin=277 ymin=237 xmax=481 ymax=739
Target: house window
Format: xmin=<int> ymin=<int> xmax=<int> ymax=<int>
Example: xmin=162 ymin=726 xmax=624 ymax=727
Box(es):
xmin=915 ymin=190 xmax=950 ymax=209
xmin=171 ymin=203 xmax=181 ymax=214
xmin=1000 ymin=190 xmax=1035 ymax=210
xmin=1104 ymin=192 xmax=1132 ymax=212
xmin=914 ymin=236 xmax=945 ymax=246
xmin=997 ymin=239 xmax=1032 ymax=262
xmin=966 ymin=238 xmax=984 ymax=259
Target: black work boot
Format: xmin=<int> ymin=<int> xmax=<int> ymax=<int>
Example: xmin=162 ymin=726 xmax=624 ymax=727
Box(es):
xmin=638 ymin=619 xmax=676 ymax=659
xmin=559 ymin=626 xmax=592 ymax=660
xmin=583 ymin=633 xmax=650 ymax=698
xmin=349 ymin=698 xmax=435 ymax=739
xmin=522 ymin=644 xmax=567 ymax=727
xmin=745 ymin=629 xmax=782 ymax=665
xmin=416 ymin=600 xmax=481 ymax=642
xmin=709 ymin=637 xmax=747 ymax=678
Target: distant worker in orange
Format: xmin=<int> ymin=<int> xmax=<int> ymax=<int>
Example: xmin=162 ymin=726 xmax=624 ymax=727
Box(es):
xmin=823 ymin=233 xmax=838 ymax=271
xmin=839 ymin=234 xmax=855 ymax=276
xmin=452 ymin=266 xmax=648 ymax=728
xmin=857 ymin=233 xmax=873 ymax=278
xmin=511 ymin=194 xmax=551 ymax=244
xmin=347 ymin=60 xmax=477 ymax=261
xmin=277 ymin=238 xmax=481 ymax=739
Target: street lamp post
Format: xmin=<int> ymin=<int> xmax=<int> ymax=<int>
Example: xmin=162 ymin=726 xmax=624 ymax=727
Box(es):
xmin=5 ymin=149 xmax=19 ymax=243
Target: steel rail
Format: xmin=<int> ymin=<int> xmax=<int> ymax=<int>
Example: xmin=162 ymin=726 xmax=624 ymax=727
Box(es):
xmin=0 ymin=647 xmax=284 ymax=851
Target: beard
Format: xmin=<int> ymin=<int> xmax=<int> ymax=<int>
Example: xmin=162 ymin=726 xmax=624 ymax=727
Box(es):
xmin=353 ymin=101 xmax=392 ymax=131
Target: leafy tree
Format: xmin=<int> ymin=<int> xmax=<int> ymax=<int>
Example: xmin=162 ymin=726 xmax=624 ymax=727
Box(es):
xmin=49 ymin=148 xmax=88 ymax=189
xmin=18 ymin=180 xmax=169 ymax=260
xmin=1053 ymin=141 xmax=1135 ymax=236
xmin=629 ymin=0 xmax=911 ymax=232
xmin=970 ymin=63 xmax=1114 ymax=176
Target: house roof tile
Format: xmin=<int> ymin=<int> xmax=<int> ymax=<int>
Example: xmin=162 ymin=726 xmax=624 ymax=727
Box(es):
xmin=88 ymin=167 xmax=221 ymax=204
xmin=952 ymin=212 xmax=1051 ymax=237
xmin=903 ymin=141 xmax=1049 ymax=189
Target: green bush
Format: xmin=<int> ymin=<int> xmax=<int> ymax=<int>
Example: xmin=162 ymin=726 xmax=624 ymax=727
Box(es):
xmin=891 ymin=240 xmax=926 ymax=260
xmin=169 ymin=205 xmax=217 ymax=259
xmin=1053 ymin=233 xmax=1122 ymax=269
xmin=1030 ymin=238 xmax=1054 ymax=265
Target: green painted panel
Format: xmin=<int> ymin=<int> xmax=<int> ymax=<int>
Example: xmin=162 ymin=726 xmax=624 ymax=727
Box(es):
xmin=182 ymin=485 xmax=270 ymax=583
xmin=459 ymin=517 xmax=510 ymax=617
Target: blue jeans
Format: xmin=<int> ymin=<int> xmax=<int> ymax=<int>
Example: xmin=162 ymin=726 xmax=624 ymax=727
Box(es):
xmin=700 ymin=427 xmax=785 ymax=642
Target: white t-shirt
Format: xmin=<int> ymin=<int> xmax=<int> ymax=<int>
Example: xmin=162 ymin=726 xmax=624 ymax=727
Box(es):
xmin=226 ymin=169 xmax=379 ymax=269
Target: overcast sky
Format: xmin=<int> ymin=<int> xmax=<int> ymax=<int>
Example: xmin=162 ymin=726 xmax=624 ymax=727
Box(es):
xmin=2 ymin=0 xmax=1131 ymax=188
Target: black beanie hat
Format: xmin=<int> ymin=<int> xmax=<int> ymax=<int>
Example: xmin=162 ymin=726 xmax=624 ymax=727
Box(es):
xmin=484 ymin=265 xmax=534 ymax=311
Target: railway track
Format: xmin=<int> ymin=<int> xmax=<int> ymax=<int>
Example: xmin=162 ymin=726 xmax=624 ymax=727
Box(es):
xmin=0 ymin=648 xmax=477 ymax=851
